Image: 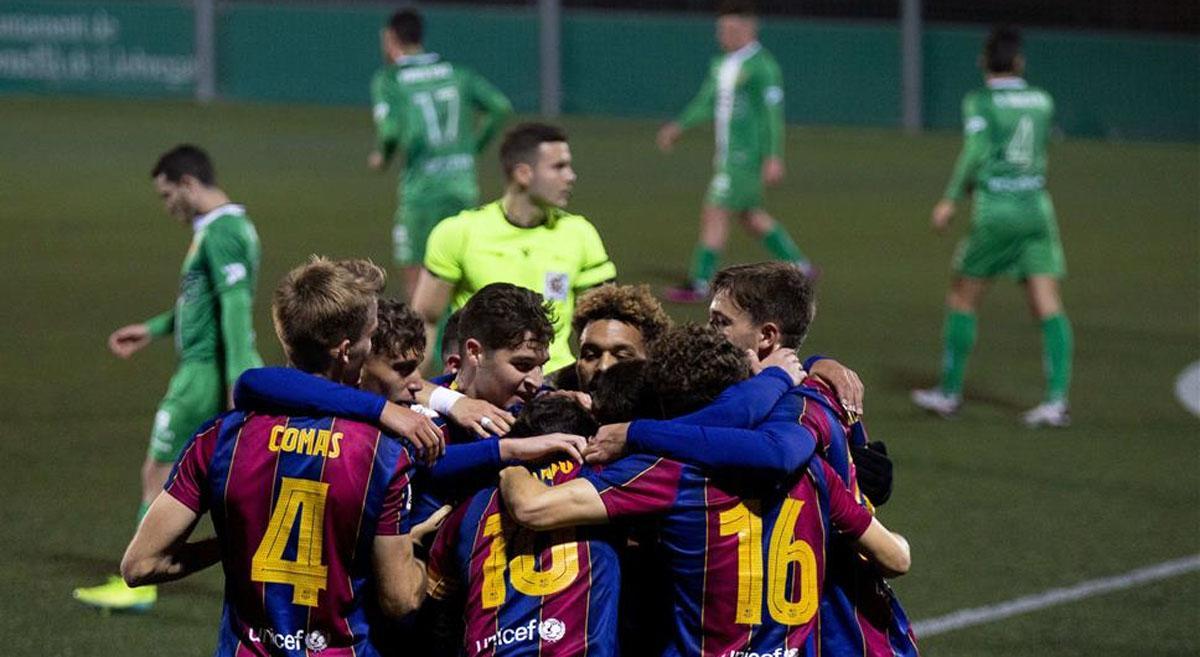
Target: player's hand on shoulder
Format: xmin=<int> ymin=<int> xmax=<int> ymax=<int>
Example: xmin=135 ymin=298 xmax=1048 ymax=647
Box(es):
xmin=931 ymin=199 xmax=956 ymax=233
xmin=583 ymin=422 xmax=631 ymax=465
xmin=108 ymin=323 xmax=151 ymax=359
xmin=381 ymin=402 xmax=445 ymax=464
xmin=501 ymin=433 xmax=587 ymax=464
xmin=656 ymin=122 xmax=682 ymax=152
xmin=808 ymin=358 xmax=865 ymax=418
xmin=762 ymin=157 xmax=785 ymax=187
xmin=447 ymin=397 xmax=514 ymax=438
xmin=757 ymin=347 xmax=805 ymax=386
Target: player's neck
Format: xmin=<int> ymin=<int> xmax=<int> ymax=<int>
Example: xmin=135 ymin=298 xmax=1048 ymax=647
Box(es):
xmin=397 ymin=44 xmax=424 ymax=58
xmin=501 ymin=191 xmax=548 ymax=228
xmin=191 ymin=189 xmax=232 ymax=219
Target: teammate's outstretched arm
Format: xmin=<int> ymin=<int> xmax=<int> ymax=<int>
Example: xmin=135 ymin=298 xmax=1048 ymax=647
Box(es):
xmin=121 ymin=493 xmax=220 ymax=587
xmin=499 ymin=466 xmax=609 ymax=531
xmin=855 ymin=519 xmax=911 ymax=578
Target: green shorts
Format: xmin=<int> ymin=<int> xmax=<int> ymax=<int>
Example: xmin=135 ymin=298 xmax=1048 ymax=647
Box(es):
xmin=705 ymin=165 xmax=763 ymax=212
xmin=148 ymin=361 xmax=223 ymax=463
xmin=393 ymin=193 xmax=475 ymax=266
xmin=953 ymin=192 xmax=1066 ymax=280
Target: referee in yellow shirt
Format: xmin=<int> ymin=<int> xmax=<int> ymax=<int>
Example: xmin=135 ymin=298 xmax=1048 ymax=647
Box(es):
xmin=411 ymin=122 xmax=617 ymax=374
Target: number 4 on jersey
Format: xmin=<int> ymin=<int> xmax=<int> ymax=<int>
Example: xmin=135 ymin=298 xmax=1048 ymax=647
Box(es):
xmin=251 ymin=477 xmax=330 ymax=607
xmin=1005 ymin=115 xmax=1035 ymax=168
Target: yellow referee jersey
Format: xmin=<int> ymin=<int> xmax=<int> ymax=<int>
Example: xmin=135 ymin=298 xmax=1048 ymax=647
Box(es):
xmin=424 ymin=200 xmax=617 ymax=372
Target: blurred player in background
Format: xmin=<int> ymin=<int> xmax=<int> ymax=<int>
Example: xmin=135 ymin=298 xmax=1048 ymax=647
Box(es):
xmin=658 ymin=0 xmax=813 ymax=303
xmin=74 ymin=145 xmax=263 ymax=612
xmin=121 ymin=258 xmax=442 ymax=655
xmin=370 ymin=8 xmax=513 ymax=298
xmin=412 ymin=122 xmax=617 ymax=374
xmin=912 ymin=26 xmax=1073 ymax=428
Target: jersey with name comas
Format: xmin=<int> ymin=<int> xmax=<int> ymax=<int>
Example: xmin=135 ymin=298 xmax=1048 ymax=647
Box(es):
xmin=427 ymin=458 xmax=622 ymax=657
xmin=165 ymin=410 xmax=415 ymax=657
xmin=580 ymin=455 xmax=872 ymax=657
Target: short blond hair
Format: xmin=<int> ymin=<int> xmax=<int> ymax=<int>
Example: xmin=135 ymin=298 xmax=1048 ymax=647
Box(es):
xmin=272 ymin=257 xmax=386 ymax=372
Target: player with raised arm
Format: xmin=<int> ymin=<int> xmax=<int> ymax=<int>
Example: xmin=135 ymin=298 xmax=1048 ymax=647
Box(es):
xmin=659 ymin=0 xmax=813 ymax=303
xmin=500 ymin=325 xmax=911 ymax=657
xmin=411 ymin=123 xmax=617 ymax=374
xmin=74 ymin=145 xmax=265 ymax=612
xmin=121 ymin=258 xmax=443 ymax=656
xmin=912 ymin=26 xmax=1073 ymax=427
xmin=370 ymin=8 xmax=513 ymax=298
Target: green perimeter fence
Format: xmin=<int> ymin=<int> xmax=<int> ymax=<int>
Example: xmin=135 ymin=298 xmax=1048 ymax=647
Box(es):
xmin=1 ymin=0 xmax=1196 ymax=140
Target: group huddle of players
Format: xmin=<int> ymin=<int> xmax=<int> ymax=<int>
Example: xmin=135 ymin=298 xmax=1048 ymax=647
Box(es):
xmin=120 ymin=256 xmax=919 ymax=657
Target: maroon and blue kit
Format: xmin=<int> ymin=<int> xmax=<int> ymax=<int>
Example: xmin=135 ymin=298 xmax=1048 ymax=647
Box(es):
xmin=165 ymin=410 xmax=415 ymax=657
xmin=580 ymin=454 xmax=872 ymax=657
xmin=794 ymin=380 xmax=919 ymax=657
xmin=428 ymin=459 xmax=622 ymax=657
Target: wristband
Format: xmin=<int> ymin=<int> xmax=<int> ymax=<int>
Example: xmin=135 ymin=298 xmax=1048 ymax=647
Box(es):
xmin=429 ymin=386 xmax=466 ymax=415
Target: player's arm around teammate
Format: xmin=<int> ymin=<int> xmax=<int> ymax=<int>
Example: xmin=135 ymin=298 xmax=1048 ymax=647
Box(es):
xmin=121 ymin=493 xmax=219 ymax=586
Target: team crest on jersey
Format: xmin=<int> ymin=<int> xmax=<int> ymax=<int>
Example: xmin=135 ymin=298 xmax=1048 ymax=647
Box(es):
xmin=305 ymin=630 xmax=328 ymax=652
xmin=538 ymin=618 xmax=566 ymax=643
xmin=544 ymin=271 xmax=569 ymax=302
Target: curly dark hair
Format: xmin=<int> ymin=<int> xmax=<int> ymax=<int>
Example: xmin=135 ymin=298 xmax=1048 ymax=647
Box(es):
xmin=711 ymin=262 xmax=816 ymax=349
xmin=509 ymin=395 xmax=599 ymax=438
xmin=645 ymin=323 xmax=751 ymax=419
xmin=458 ymin=283 xmax=556 ymax=351
xmin=588 ymin=359 xmax=652 ymax=424
xmin=371 ymin=298 xmax=425 ymax=358
xmin=572 ymin=284 xmax=672 ymax=346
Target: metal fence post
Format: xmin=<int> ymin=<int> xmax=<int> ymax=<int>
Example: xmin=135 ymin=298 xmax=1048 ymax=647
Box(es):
xmin=539 ymin=0 xmax=562 ymax=117
xmin=195 ymin=0 xmax=216 ymax=103
xmin=900 ymin=0 xmax=922 ymax=133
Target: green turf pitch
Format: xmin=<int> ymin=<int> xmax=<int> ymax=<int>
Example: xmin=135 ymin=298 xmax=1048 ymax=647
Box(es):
xmin=0 ymin=96 xmax=1196 ymax=655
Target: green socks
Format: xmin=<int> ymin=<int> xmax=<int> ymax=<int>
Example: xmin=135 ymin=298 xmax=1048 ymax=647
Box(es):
xmin=940 ymin=310 xmax=977 ymax=396
xmin=688 ymin=244 xmax=720 ymax=287
xmin=1041 ymin=313 xmax=1073 ymax=403
xmin=761 ymin=224 xmax=807 ymax=265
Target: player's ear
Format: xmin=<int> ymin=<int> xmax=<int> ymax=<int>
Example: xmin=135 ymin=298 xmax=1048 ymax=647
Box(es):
xmin=332 ymin=338 xmax=352 ymax=364
xmin=512 ymin=162 xmax=533 ymax=187
xmin=759 ymin=322 xmax=781 ymax=351
xmin=464 ymin=338 xmax=484 ymax=365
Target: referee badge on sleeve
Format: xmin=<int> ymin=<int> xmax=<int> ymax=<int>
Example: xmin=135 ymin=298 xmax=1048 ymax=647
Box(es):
xmin=545 ymin=272 xmax=569 ymax=301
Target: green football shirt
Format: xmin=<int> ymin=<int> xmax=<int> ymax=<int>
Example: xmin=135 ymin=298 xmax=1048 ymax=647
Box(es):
xmin=943 ymin=77 xmax=1055 ymax=206
xmin=371 ymin=52 xmax=512 ymax=203
xmin=424 ymin=201 xmax=617 ymax=372
xmin=677 ymin=41 xmax=786 ymax=172
xmin=144 ymin=204 xmax=264 ymax=389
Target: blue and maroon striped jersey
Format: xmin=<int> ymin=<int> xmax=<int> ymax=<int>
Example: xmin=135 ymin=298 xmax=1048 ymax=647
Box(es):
xmin=795 ymin=380 xmax=920 ymax=657
xmin=166 ymin=410 xmax=416 ymax=657
xmin=427 ymin=459 xmax=622 ymax=657
xmin=580 ymin=454 xmax=872 ymax=657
